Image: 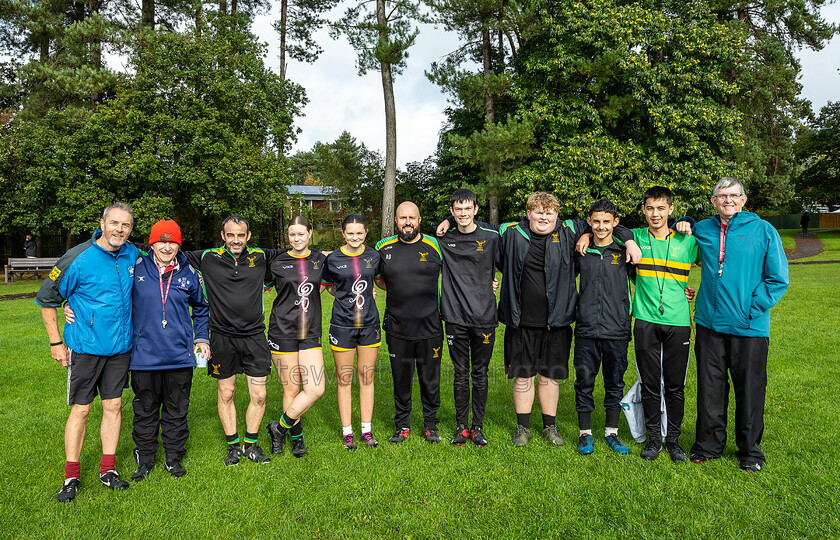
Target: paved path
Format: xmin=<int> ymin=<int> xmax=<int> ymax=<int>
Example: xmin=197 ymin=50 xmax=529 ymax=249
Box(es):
xmin=787 ymin=233 xmax=824 ymax=260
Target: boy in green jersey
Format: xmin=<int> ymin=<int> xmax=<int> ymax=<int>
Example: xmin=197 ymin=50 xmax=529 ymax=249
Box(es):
xmin=631 ymin=187 xmax=699 ymax=462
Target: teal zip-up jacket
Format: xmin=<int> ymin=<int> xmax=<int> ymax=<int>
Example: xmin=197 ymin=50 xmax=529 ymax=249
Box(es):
xmin=691 ymin=211 xmax=788 ymax=338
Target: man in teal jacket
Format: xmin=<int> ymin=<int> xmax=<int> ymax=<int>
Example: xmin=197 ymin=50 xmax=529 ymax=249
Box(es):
xmin=677 ymin=177 xmax=789 ymax=472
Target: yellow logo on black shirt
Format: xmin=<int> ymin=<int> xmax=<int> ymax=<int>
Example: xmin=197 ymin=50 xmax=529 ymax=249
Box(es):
xmin=611 ymin=253 xmax=621 ymax=265
xmin=482 ymin=333 xmax=491 ymax=344
xmin=476 ymin=240 xmax=486 ymax=252
xmin=432 ymin=347 xmax=440 ymax=358
xmin=211 ymin=363 xmax=221 ymax=375
xmin=312 ymin=260 xmax=320 ymax=270
xmin=364 ymin=258 xmax=373 ymax=269
xmin=419 ymin=252 xmax=428 ymax=262
xmin=49 ymin=266 xmax=61 ymax=281
xmin=552 ymin=233 xmax=559 ymax=243
xmin=247 ymin=256 xmax=256 ymax=268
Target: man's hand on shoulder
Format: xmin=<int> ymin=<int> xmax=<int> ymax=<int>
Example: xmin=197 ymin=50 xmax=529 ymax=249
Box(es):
xmin=625 ymin=240 xmax=642 ymax=264
xmin=576 ymin=233 xmax=592 ymax=256
xmin=436 ymin=219 xmax=449 ymax=237
xmin=675 ymin=221 xmax=693 ymax=235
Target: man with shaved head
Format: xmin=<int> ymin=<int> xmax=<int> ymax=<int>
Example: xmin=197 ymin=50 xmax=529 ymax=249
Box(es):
xmin=375 ymin=202 xmax=445 ymax=444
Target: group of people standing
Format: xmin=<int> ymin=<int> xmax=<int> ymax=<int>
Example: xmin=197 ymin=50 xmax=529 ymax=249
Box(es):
xmin=37 ymin=177 xmax=788 ymax=504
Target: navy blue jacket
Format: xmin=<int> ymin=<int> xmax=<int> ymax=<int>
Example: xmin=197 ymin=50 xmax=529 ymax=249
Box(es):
xmin=36 ymin=231 xmax=138 ymax=356
xmin=130 ymin=251 xmax=209 ymax=370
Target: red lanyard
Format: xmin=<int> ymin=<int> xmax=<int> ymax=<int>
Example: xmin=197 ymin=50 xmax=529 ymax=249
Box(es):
xmin=158 ymin=263 xmax=175 ymax=326
xmin=718 ymin=223 xmax=727 ymax=276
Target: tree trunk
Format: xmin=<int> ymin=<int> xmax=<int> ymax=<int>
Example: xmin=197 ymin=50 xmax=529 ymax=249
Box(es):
xmin=231 ymin=0 xmax=237 ymax=13
xmin=89 ymin=0 xmax=101 ymax=103
xmin=482 ymin=21 xmax=500 ymax=224
xmin=142 ymin=0 xmax=154 ymax=27
xmin=279 ymin=0 xmax=288 ymax=80
xmin=220 ymin=0 xmax=227 ymax=14
xmin=377 ymin=0 xmax=397 ymax=238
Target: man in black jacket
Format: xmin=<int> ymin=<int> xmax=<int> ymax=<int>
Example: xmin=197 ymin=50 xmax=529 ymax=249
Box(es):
xmin=572 ymin=199 xmax=632 ymax=456
xmin=499 ymin=193 xmax=641 ymax=447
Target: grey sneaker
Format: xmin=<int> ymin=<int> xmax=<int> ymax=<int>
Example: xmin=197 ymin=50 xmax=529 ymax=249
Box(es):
xmin=511 ymin=425 xmax=531 ymax=447
xmin=542 ymin=425 xmax=565 ymax=446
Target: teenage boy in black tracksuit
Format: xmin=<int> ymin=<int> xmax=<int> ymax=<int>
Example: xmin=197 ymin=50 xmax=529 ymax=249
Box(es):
xmin=573 ymin=199 xmax=632 ymax=456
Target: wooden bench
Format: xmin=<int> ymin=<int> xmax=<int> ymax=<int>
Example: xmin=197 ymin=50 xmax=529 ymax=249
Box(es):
xmin=5 ymin=258 xmax=60 ymax=283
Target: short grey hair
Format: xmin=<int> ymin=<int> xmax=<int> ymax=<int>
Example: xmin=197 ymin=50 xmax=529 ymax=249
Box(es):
xmin=713 ymin=177 xmax=745 ymax=196
xmin=102 ymin=202 xmax=134 ymax=225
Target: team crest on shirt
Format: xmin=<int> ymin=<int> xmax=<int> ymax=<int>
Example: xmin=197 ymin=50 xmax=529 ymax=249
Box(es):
xmin=476 ymin=240 xmax=486 ymax=252
xmin=177 ymin=277 xmax=190 ymax=288
xmin=128 ymin=266 xmax=134 ymax=276
xmin=247 ymin=256 xmax=257 ymax=268
xmin=49 ymin=266 xmax=61 ymax=281
xmin=552 ymin=233 xmax=560 ymax=243
xmin=364 ymin=258 xmax=373 ymax=269
xmin=432 ymin=347 xmax=440 ymax=358
xmin=138 ymin=276 xmax=145 ymax=282
xmin=611 ymin=254 xmax=621 ymax=265
xmin=312 ymin=260 xmax=320 ymax=270
xmin=671 ymin=246 xmax=682 ymax=256
xmin=419 ymin=252 xmax=428 ymax=262
xmin=482 ymin=333 xmax=491 ymax=344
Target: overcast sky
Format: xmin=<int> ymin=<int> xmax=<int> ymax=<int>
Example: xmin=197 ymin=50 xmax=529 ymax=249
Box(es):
xmin=252 ymin=4 xmax=840 ymax=168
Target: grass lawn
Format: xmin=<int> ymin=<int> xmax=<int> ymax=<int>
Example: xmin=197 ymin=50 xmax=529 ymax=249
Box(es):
xmin=1 ymin=254 xmax=839 ymax=539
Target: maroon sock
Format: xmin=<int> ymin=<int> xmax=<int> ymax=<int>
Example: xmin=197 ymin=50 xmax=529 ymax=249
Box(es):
xmin=99 ymin=454 xmax=116 ymax=476
xmin=65 ymin=461 xmax=81 ymax=481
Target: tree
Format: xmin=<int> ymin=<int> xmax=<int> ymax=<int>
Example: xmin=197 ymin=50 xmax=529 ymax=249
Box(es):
xmin=330 ymin=0 xmax=423 ymax=237
xmin=274 ymin=0 xmax=339 ymax=80
xmin=508 ymin=0 xmax=746 ymax=220
xmin=795 ymin=101 xmax=840 ymax=207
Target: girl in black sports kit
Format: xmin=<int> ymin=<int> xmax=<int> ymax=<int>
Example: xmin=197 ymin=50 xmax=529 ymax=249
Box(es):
xmin=321 ymin=215 xmax=382 ymax=450
xmin=265 ymin=216 xmax=327 ymax=458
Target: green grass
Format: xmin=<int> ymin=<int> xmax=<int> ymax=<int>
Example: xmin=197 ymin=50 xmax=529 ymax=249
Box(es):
xmin=808 ymin=230 xmax=840 ymax=261
xmin=777 ymin=228 xmax=797 ymax=251
xmin=2 ymin=264 xmax=839 ymax=539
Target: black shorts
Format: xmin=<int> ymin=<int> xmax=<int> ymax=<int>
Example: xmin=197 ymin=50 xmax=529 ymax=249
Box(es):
xmin=208 ymin=333 xmax=271 ymax=379
xmin=267 ymin=335 xmax=322 ymax=354
xmin=328 ymin=325 xmax=381 ymax=351
xmin=386 ymin=334 xmax=444 ymax=361
xmin=67 ymin=351 xmax=130 ymax=406
xmin=504 ymin=325 xmax=572 ymax=380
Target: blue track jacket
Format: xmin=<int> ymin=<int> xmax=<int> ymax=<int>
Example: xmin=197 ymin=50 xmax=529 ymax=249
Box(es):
xmin=35 ymin=230 xmax=138 ymax=355
xmin=691 ymin=211 xmax=789 ymax=338
xmin=129 ymin=252 xmax=209 ymax=370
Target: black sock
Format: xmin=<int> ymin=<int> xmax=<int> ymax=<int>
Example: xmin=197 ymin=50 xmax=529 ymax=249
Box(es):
xmin=605 ymin=409 xmax=620 ymax=429
xmin=516 ymin=413 xmax=530 ymax=428
xmin=542 ymin=414 xmax=556 ymax=430
xmin=278 ymin=413 xmax=298 ymax=434
xmin=290 ymin=420 xmax=303 ymax=439
xmin=578 ymin=411 xmax=592 ymax=431
xmin=226 ymin=433 xmax=240 ymax=445
xmin=244 ymin=431 xmax=258 ymax=446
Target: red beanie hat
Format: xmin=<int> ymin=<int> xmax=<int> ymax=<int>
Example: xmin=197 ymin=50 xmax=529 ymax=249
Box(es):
xmin=148 ymin=219 xmax=182 ymax=246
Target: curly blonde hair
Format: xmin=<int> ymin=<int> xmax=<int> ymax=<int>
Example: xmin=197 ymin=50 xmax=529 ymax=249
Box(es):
xmin=526 ymin=192 xmax=560 ymax=213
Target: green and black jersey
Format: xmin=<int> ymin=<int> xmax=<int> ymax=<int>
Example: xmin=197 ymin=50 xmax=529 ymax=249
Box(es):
xmin=185 ymin=247 xmax=278 ymax=337
xmin=266 ymin=249 xmax=327 ymax=340
xmin=320 ymin=246 xmax=381 ymax=329
xmin=375 ymin=234 xmax=443 ymax=340
xmin=632 ymin=229 xmax=700 ymax=327
xmin=438 ymin=225 xmax=501 ymax=328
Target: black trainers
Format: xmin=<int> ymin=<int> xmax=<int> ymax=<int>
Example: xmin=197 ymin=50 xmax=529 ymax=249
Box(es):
xmin=389 ymin=427 xmax=410 ymax=444
xmin=266 ymin=421 xmax=286 ymax=455
xmin=424 ymin=428 xmax=442 ymax=444
xmin=225 ymin=443 xmax=242 ymax=466
xmin=99 ymin=470 xmax=129 ymax=490
xmin=741 ymin=461 xmax=762 ymax=473
xmin=291 ymin=436 xmax=308 ymax=458
xmin=164 ymin=458 xmax=187 ymax=477
xmin=470 ymin=426 xmax=488 ymax=447
xmin=452 ymin=424 xmax=469 ymax=446
xmin=57 ymin=478 xmax=80 ymax=503
xmin=132 ymin=462 xmax=153 ymax=481
xmin=665 ymin=441 xmax=687 ymax=462
xmin=640 ymin=440 xmax=662 ymax=461
xmin=243 ymin=443 xmax=271 ymax=464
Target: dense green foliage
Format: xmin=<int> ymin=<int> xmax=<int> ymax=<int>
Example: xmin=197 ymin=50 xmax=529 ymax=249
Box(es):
xmin=795 ymin=101 xmax=840 ymax=207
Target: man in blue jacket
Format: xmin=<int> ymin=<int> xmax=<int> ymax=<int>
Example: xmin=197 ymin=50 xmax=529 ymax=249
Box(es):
xmin=129 ymin=220 xmax=210 ymax=481
xmin=676 ymin=177 xmax=789 ymax=472
xmin=36 ymin=203 xmax=138 ymax=502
